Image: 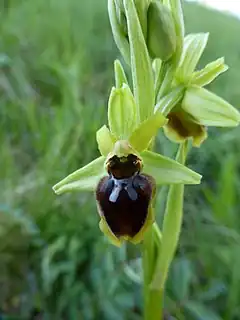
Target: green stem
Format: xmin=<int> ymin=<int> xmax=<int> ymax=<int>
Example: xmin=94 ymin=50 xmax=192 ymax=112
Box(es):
xmin=143 ymin=224 xmax=164 ymax=320
xmin=143 ymin=143 xmax=189 ymax=319
xmin=155 ymin=61 xmax=169 ymax=100
xmin=151 ymin=142 xmax=188 ymax=293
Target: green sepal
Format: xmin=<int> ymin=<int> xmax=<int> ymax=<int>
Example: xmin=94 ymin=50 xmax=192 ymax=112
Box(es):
xmin=141 ymin=150 xmax=201 ymax=185
xmin=52 ymin=156 xmax=105 ymax=194
xmin=96 ymin=125 xmax=116 ymax=156
xmin=151 ymin=142 xmax=187 ymax=290
xmin=114 ymin=59 xmax=129 ymax=88
xmin=129 ymin=112 xmax=167 ymax=152
xmin=124 ymin=0 xmax=155 ymax=121
xmin=108 ymin=0 xmax=130 ymax=64
xmin=182 ymin=85 xmax=240 ymax=127
xmin=147 ymin=1 xmax=176 ymax=61
xmin=176 ymin=33 xmax=209 ymax=83
xmin=108 ymin=84 xmax=138 ymax=139
xmin=191 ymin=57 xmax=228 ymax=87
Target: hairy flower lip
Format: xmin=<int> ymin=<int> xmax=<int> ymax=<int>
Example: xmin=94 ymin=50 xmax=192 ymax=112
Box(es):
xmin=96 ymin=164 xmax=155 ymax=243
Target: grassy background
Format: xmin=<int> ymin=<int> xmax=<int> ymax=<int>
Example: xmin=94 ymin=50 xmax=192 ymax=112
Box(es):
xmin=1 ymin=0 xmax=240 ymax=319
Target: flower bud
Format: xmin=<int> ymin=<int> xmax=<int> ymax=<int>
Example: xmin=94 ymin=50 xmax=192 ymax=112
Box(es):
xmin=114 ymin=0 xmax=128 ymax=36
xmin=147 ymin=1 xmax=177 ymax=61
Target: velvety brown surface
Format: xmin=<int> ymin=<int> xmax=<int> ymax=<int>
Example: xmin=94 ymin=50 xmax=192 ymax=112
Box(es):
xmin=96 ymin=174 xmax=154 ymax=238
xmin=167 ymin=110 xmax=205 ymax=139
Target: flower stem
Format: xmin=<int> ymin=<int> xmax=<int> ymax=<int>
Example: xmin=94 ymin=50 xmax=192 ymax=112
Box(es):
xmin=142 ymin=219 xmax=164 ymax=319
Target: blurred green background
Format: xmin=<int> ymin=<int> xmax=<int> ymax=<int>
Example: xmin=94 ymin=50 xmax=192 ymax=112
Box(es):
xmin=1 ymin=0 xmax=240 ymax=319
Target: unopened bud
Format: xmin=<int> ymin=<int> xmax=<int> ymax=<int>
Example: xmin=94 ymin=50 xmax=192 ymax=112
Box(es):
xmin=114 ymin=0 xmax=128 ymax=36
xmin=147 ymin=1 xmax=177 ymax=61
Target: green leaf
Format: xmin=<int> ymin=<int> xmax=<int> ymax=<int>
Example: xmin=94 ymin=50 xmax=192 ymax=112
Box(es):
xmin=176 ymin=33 xmax=209 ymax=83
xmin=53 ymin=156 xmax=105 ymax=194
xmin=141 ymin=149 xmax=201 ymax=186
xmin=133 ymin=0 xmax=149 ymax=39
xmin=226 ymin=246 xmax=240 ymax=318
xmin=124 ymin=0 xmax=155 ymax=121
xmin=205 ymin=155 xmax=237 ymax=227
xmin=182 ymin=85 xmax=240 ymax=127
xmin=169 ymin=258 xmax=193 ymax=301
xmin=108 ymin=84 xmax=138 ymax=139
xmin=191 ymin=57 xmax=228 ymax=87
xmin=129 ymin=112 xmax=167 ymax=152
xmin=108 ymin=0 xmax=130 ymax=64
xmin=197 ymin=280 xmax=226 ymax=301
xmin=184 ymin=301 xmax=222 ymax=320
xmin=114 ymin=59 xmax=129 ymax=88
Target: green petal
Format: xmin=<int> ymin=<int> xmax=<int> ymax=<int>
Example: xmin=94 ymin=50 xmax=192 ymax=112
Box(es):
xmin=108 ymin=84 xmax=138 ymax=139
xmin=114 ymin=59 xmax=129 ymax=88
xmin=182 ymin=85 xmax=240 ymax=127
xmin=129 ymin=112 xmax=167 ymax=152
xmin=141 ymin=150 xmax=201 ymax=185
xmin=96 ymin=125 xmax=116 ymax=156
xmin=176 ymin=33 xmax=209 ymax=83
xmin=123 ymin=0 xmax=155 ymax=121
xmin=53 ymin=156 xmax=105 ymax=194
xmin=108 ymin=0 xmax=130 ymax=64
xmin=191 ymin=57 xmax=228 ymax=87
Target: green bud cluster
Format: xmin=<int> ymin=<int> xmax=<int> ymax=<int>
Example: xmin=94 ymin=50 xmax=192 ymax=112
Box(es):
xmin=110 ymin=0 xmax=178 ymax=63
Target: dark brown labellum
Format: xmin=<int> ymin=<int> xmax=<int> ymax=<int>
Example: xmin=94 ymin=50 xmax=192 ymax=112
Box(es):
xmin=96 ymin=154 xmax=155 ymax=238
